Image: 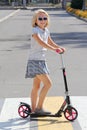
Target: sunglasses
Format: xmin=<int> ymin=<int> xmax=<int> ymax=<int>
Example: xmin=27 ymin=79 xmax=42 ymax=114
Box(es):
xmin=38 ymin=17 xmax=47 ymax=21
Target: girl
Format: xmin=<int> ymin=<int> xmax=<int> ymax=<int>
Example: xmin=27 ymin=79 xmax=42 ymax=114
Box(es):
xmin=25 ymin=9 xmax=65 ymax=114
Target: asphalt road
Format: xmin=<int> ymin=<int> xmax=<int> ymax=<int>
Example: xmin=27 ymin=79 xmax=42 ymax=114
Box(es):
xmin=0 ymin=7 xmax=87 ymax=98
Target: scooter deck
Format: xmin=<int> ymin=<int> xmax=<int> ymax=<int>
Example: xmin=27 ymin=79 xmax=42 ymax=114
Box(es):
xmin=30 ymin=113 xmax=62 ymax=118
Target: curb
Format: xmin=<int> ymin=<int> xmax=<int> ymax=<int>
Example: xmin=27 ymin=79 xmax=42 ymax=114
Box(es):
xmin=0 ymin=5 xmax=27 ymax=10
xmin=66 ymin=11 xmax=87 ymax=23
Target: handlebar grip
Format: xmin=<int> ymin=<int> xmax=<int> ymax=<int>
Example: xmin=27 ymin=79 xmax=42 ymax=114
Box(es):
xmin=56 ymin=49 xmax=63 ymax=54
xmin=56 ymin=49 xmax=62 ymax=54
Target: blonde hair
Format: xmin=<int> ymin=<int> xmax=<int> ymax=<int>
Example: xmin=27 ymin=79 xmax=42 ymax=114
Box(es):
xmin=32 ymin=9 xmax=50 ymax=27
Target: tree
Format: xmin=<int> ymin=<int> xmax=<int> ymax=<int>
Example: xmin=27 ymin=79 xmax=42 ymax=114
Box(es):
xmin=71 ymin=0 xmax=83 ymax=9
xmin=82 ymin=0 xmax=86 ymax=10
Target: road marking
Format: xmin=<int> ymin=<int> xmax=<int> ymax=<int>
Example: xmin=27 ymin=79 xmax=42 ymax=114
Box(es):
xmin=0 ymin=9 xmax=20 ymax=23
xmin=38 ymin=97 xmax=73 ymax=130
xmin=71 ymin=96 xmax=87 ymax=130
xmin=0 ymin=98 xmax=31 ymax=130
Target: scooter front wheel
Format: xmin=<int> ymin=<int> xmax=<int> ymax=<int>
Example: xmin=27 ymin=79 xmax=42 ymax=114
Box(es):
xmin=64 ymin=106 xmax=78 ymax=121
xmin=18 ymin=104 xmax=31 ymax=118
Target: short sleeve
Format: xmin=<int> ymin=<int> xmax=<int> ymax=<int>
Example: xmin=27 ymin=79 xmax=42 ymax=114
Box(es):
xmin=46 ymin=28 xmax=50 ymax=37
xmin=32 ymin=27 xmax=38 ymax=35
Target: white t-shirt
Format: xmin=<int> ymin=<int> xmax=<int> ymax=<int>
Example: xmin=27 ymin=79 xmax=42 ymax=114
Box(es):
xmin=28 ymin=26 xmax=50 ymax=61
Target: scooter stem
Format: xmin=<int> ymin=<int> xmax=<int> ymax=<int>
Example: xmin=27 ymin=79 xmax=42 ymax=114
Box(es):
xmin=60 ymin=54 xmax=65 ymax=68
xmin=60 ymin=54 xmax=71 ymax=105
xmin=60 ymin=54 xmax=69 ymax=93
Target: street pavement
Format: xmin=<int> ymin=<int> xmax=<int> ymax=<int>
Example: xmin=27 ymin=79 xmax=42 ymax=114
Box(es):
xmin=0 ymin=6 xmax=87 ymax=130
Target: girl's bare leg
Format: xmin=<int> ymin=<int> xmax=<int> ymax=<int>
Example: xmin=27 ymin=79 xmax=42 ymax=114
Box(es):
xmin=31 ymin=77 xmax=41 ymax=112
xmin=36 ymin=74 xmax=52 ymax=109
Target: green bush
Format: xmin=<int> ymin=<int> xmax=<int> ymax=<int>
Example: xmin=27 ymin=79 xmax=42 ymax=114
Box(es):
xmin=71 ymin=0 xmax=83 ymax=9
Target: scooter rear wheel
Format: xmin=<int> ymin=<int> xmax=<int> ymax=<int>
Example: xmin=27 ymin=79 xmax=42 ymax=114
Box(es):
xmin=64 ymin=106 xmax=78 ymax=121
xmin=18 ymin=104 xmax=31 ymax=118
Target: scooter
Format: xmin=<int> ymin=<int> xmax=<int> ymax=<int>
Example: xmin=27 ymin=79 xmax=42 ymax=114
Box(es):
xmin=18 ymin=54 xmax=78 ymax=121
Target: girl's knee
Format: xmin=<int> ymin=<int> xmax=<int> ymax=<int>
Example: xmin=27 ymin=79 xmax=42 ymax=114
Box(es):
xmin=33 ymin=85 xmax=40 ymax=92
xmin=33 ymin=77 xmax=41 ymax=90
xmin=46 ymin=80 xmax=52 ymax=89
xmin=37 ymin=74 xmax=52 ymax=89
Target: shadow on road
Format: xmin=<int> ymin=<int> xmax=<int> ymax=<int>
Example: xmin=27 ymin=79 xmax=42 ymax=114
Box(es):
xmin=51 ymin=32 xmax=87 ymax=48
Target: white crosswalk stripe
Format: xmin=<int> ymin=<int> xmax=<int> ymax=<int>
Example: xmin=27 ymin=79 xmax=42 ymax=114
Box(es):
xmin=0 ymin=98 xmax=31 ymax=130
xmin=71 ymin=96 xmax=87 ymax=130
xmin=0 ymin=97 xmax=87 ymax=130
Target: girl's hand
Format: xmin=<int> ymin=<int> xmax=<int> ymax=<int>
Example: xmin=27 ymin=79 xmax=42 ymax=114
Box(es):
xmin=60 ymin=47 xmax=66 ymax=53
xmin=56 ymin=48 xmax=62 ymax=54
xmin=56 ymin=47 xmax=65 ymax=54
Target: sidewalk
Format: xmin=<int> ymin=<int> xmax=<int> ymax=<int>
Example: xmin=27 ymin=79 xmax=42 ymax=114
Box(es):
xmin=0 ymin=5 xmax=18 ymax=10
xmin=0 ymin=3 xmax=55 ymax=10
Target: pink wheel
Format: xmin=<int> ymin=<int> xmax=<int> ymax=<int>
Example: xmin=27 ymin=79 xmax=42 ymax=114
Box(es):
xmin=64 ymin=106 xmax=78 ymax=121
xmin=18 ymin=104 xmax=31 ymax=118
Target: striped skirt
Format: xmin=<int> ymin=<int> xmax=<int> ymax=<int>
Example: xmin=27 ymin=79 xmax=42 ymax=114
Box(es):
xmin=25 ymin=60 xmax=49 ymax=78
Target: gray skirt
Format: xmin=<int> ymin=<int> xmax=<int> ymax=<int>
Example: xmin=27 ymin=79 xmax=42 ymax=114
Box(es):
xmin=25 ymin=60 xmax=49 ymax=78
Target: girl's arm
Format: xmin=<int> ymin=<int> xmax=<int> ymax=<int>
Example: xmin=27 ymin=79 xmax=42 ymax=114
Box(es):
xmin=48 ymin=36 xmax=66 ymax=52
xmin=48 ymin=36 xmax=60 ymax=48
xmin=32 ymin=34 xmax=65 ymax=53
xmin=32 ymin=34 xmax=57 ymax=51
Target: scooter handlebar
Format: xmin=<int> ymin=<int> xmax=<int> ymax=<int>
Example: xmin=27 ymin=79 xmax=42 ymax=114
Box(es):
xmin=56 ymin=48 xmax=65 ymax=54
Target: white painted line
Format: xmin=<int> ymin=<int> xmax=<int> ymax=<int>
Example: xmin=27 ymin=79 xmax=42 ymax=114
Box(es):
xmin=0 ymin=98 xmax=31 ymax=130
xmin=0 ymin=9 xmax=20 ymax=23
xmin=71 ymin=96 xmax=87 ymax=130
